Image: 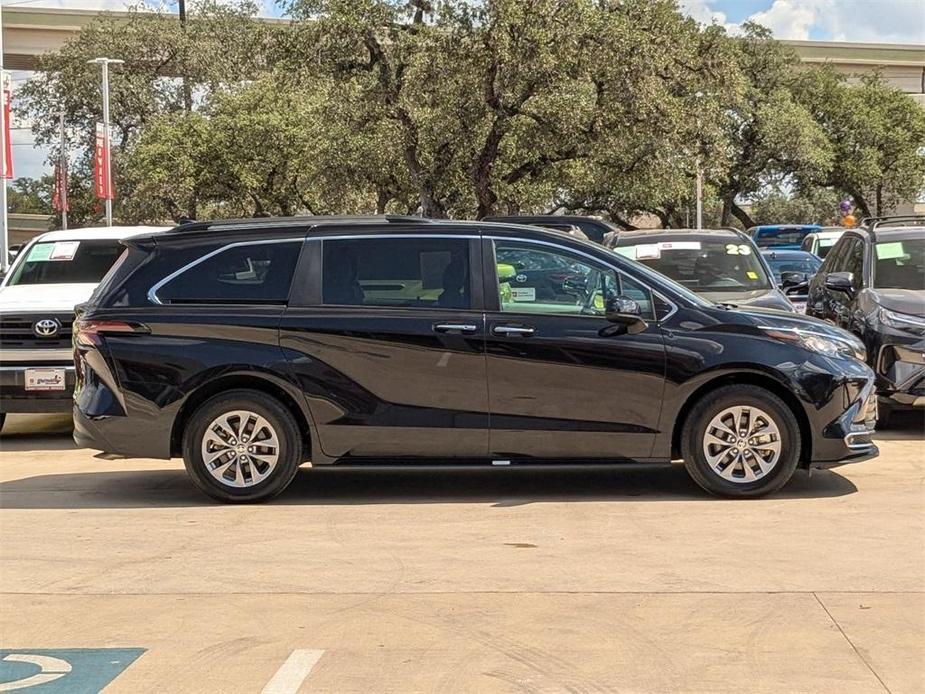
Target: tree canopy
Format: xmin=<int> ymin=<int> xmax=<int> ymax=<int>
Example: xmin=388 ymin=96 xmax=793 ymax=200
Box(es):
xmin=16 ymin=0 xmax=925 ymax=227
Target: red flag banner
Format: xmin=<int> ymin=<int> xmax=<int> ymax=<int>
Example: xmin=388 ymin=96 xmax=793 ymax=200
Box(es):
xmin=2 ymin=74 xmax=13 ymax=180
xmin=53 ymin=159 xmax=69 ymax=212
xmin=93 ymin=122 xmax=113 ymax=199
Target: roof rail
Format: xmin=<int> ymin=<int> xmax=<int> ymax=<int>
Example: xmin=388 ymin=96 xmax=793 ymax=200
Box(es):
xmin=168 ymin=214 xmax=431 ymax=234
xmin=859 ymin=215 xmax=925 ymax=230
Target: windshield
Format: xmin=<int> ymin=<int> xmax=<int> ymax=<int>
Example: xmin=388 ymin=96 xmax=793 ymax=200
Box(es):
xmin=6 ymin=239 xmax=125 ymax=286
xmin=817 ymin=237 xmax=839 ymax=258
xmin=874 ymin=237 xmax=925 ymax=290
xmin=765 ymin=254 xmax=821 ymax=279
xmin=614 ymin=239 xmax=772 ymax=292
xmin=753 ymin=228 xmax=815 ymax=248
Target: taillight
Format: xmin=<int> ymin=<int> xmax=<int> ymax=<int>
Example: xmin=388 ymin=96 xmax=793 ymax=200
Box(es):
xmin=74 ymin=319 xmax=149 ymax=347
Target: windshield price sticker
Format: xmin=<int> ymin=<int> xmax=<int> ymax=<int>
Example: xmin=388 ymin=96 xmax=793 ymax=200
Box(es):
xmin=875 ymin=241 xmax=905 ymax=260
xmin=657 ymin=241 xmax=701 ymax=251
xmin=634 ymin=244 xmax=661 ymax=260
xmin=49 ymin=241 xmax=80 ymax=261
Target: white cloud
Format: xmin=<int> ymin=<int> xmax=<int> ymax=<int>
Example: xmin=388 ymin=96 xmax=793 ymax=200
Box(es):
xmin=682 ymin=0 xmax=925 ymax=43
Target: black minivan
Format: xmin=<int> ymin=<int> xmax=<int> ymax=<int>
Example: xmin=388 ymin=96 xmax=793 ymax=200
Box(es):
xmin=74 ymin=216 xmax=878 ymax=502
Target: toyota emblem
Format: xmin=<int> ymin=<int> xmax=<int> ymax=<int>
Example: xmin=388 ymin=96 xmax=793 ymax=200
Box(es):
xmin=515 ymin=273 xmax=528 ymax=283
xmin=33 ymin=318 xmax=61 ymax=338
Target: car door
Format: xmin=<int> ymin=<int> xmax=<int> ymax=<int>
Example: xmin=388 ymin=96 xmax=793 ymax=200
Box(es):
xmin=482 ymin=236 xmax=667 ymax=460
xmin=279 ymin=233 xmax=490 ymax=460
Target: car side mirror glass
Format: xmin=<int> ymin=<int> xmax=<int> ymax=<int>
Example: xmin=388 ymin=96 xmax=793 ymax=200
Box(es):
xmin=604 ymin=295 xmax=647 ymax=335
xmin=825 ymin=271 xmax=854 ymax=294
xmin=780 ymin=271 xmax=805 ymax=288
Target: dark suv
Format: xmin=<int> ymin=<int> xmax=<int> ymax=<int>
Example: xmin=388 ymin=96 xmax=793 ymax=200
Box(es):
xmin=806 ymin=219 xmax=924 ymax=425
xmin=74 ymin=216 xmax=877 ymax=502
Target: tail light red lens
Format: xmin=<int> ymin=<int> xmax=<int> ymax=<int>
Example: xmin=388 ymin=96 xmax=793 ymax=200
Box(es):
xmin=74 ymin=319 xmax=149 ymax=347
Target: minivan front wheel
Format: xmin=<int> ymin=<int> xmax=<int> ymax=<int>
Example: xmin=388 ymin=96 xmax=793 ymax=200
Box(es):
xmin=681 ymin=385 xmax=800 ymax=498
xmin=182 ymin=389 xmax=302 ymax=503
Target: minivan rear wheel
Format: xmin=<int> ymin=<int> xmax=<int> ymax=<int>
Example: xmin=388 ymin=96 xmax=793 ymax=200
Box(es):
xmin=182 ymin=389 xmax=302 ymax=503
xmin=681 ymin=385 xmax=800 ymax=498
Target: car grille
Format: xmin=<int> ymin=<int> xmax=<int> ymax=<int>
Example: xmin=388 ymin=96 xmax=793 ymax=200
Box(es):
xmin=0 ymin=313 xmax=74 ymax=351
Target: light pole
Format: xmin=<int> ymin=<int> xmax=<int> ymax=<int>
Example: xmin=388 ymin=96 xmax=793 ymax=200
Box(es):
xmin=694 ymin=91 xmax=704 ymax=230
xmin=0 ymin=7 xmax=9 ymax=273
xmin=87 ymin=57 xmax=124 ymax=226
xmin=57 ymin=111 xmax=68 ymax=230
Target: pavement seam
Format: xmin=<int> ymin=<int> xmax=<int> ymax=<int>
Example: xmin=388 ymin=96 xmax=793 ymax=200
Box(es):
xmin=1 ymin=590 xmax=922 ymax=596
xmin=812 ymin=592 xmax=893 ymax=694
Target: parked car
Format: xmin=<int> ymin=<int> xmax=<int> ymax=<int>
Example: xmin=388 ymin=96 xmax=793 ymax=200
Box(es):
xmin=806 ymin=221 xmax=924 ymax=426
xmin=761 ymin=249 xmax=822 ymax=313
xmin=73 ymin=215 xmax=876 ymax=502
xmin=800 ymin=227 xmax=845 ymax=259
xmin=603 ymin=228 xmax=794 ymax=312
xmin=748 ymin=224 xmax=822 ymax=250
xmin=0 ymin=226 xmax=167 ymax=431
xmin=483 ymin=215 xmax=618 ymax=244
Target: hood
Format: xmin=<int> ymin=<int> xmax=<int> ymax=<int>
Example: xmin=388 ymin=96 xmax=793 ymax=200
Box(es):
xmin=869 ymin=288 xmax=925 ymax=317
xmin=0 ymin=283 xmax=96 ymax=314
xmin=730 ymin=305 xmax=863 ymax=348
xmin=698 ymin=287 xmax=794 ymax=312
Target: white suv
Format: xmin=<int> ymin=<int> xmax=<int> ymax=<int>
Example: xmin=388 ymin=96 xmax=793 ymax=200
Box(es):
xmin=0 ymin=226 xmax=167 ymax=430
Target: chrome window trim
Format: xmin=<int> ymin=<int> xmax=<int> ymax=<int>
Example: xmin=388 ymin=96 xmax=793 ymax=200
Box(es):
xmin=309 ymin=234 xmax=480 ymax=241
xmin=147 ymin=238 xmax=303 ymax=305
xmin=484 ymin=235 xmax=679 ymax=323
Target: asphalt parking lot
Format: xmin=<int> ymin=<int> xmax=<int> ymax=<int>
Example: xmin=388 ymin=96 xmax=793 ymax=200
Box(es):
xmin=1 ymin=413 xmax=923 ymax=693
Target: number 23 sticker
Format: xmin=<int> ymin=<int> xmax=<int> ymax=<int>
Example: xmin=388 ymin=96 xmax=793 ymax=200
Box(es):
xmin=725 ymin=244 xmax=752 ymax=255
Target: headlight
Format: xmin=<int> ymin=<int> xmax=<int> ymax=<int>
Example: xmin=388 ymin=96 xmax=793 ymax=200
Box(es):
xmin=760 ymin=326 xmax=866 ymax=361
xmin=878 ymin=307 xmax=925 ymax=333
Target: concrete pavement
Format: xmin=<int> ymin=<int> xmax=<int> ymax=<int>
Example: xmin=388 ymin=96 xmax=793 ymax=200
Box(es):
xmin=1 ymin=413 xmax=923 ymax=693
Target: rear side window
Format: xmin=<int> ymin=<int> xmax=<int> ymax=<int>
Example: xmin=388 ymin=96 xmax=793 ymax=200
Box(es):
xmin=322 ymin=238 xmax=471 ymax=309
xmin=156 ymin=241 xmax=300 ymax=304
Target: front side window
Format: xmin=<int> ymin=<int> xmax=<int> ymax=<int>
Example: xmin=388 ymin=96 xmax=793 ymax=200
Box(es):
xmin=874 ymin=237 xmax=925 ymax=290
xmin=6 ymin=239 xmax=124 ymax=286
xmin=157 ymin=241 xmax=299 ymax=304
xmin=494 ymin=241 xmax=657 ymax=320
xmin=613 ymin=238 xmax=771 ymax=292
xmin=322 ymin=237 xmax=471 ymax=309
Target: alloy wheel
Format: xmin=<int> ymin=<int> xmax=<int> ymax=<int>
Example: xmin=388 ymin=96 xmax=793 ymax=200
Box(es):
xmin=200 ymin=410 xmax=280 ymax=488
xmin=701 ymin=405 xmax=782 ymax=483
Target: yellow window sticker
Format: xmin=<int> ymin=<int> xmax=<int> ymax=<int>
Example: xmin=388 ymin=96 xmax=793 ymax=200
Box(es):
xmin=746 ymin=271 xmax=759 ymax=280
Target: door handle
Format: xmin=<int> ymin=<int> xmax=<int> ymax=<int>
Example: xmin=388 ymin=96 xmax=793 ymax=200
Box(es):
xmin=493 ymin=325 xmax=535 ymax=337
xmin=434 ymin=323 xmax=478 ymax=334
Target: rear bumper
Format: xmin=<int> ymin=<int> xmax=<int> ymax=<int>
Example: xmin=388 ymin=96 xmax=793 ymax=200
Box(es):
xmin=73 ymin=404 xmax=172 ymax=459
xmin=0 ymin=365 xmax=75 ymax=413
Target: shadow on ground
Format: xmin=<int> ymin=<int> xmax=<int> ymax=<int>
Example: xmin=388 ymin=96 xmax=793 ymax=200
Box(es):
xmin=0 ymin=462 xmax=858 ymax=510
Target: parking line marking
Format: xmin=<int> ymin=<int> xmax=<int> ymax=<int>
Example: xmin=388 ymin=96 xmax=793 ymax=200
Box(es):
xmin=260 ymin=649 xmax=325 ymax=694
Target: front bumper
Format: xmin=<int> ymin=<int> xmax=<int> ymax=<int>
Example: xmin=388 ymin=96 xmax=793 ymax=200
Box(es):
xmin=810 ymin=371 xmax=879 ymax=465
xmin=0 ymin=364 xmax=75 ymax=413
xmin=873 ymin=329 xmax=925 ymax=410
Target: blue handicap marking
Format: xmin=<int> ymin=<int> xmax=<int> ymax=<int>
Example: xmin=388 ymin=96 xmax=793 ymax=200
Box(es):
xmin=0 ymin=649 xmax=145 ymax=693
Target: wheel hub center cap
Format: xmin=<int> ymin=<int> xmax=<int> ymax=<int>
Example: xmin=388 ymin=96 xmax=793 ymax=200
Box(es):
xmin=235 ymin=445 xmax=245 ymax=453
xmin=736 ymin=440 xmax=746 ymax=450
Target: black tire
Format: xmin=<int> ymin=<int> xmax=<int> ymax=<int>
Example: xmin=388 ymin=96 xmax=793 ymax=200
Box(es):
xmin=182 ymin=389 xmax=303 ymax=503
xmin=0 ymin=412 xmax=5 ymax=433
xmin=876 ymin=403 xmax=892 ymax=429
xmin=681 ymin=385 xmax=801 ymax=498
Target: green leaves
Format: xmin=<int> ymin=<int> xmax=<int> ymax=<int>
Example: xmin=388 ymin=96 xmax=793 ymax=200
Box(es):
xmin=18 ymin=0 xmax=925 ymax=226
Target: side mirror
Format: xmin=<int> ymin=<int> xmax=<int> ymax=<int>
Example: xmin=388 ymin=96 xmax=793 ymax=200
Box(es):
xmin=825 ymin=271 xmax=854 ymax=294
xmin=604 ymin=295 xmax=647 ymax=335
xmin=780 ymin=271 xmax=806 ymax=288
